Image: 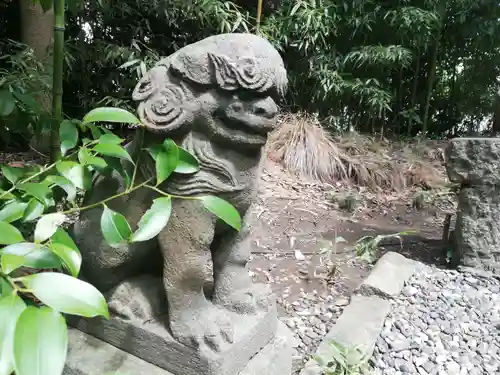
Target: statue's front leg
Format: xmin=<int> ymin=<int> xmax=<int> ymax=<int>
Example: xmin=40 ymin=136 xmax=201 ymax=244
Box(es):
xmin=158 ymin=199 xmax=234 ymax=352
xmin=212 ymin=215 xmax=271 ymax=314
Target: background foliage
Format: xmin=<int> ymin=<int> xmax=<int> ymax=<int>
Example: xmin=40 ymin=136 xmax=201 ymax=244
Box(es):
xmin=2 ymin=0 xmax=500 ymax=147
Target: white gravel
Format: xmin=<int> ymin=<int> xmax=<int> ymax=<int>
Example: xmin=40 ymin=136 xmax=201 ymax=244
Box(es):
xmin=371 ymin=266 xmax=500 ymax=375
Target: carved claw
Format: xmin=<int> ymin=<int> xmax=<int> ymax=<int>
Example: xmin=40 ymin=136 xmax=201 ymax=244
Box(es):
xmin=169 ymin=304 xmax=234 ymax=352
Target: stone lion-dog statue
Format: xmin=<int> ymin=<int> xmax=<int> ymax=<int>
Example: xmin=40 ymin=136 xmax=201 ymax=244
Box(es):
xmin=71 ymin=33 xmax=288 ymax=353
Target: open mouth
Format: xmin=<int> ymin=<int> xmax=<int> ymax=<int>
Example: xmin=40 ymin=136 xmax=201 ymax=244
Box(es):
xmin=210 ymin=115 xmax=270 ymax=146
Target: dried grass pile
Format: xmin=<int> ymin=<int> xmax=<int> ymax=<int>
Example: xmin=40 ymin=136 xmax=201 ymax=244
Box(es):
xmin=266 ymin=112 xmax=446 ymax=192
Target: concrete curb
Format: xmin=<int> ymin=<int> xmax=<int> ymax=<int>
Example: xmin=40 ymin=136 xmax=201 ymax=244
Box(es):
xmin=299 ymin=252 xmax=421 ymax=375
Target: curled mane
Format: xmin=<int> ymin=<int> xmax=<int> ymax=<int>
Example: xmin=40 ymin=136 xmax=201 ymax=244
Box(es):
xmin=139 ymin=132 xmax=246 ymax=196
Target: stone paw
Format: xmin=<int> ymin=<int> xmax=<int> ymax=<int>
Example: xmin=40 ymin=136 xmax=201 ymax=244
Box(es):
xmin=170 ymin=303 xmax=234 ymax=352
xmin=214 ymin=283 xmax=271 ymax=314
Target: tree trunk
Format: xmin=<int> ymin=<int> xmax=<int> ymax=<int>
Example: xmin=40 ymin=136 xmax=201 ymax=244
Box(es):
xmin=19 ymin=0 xmax=54 ymax=155
xmin=407 ymin=56 xmax=420 ymax=136
xmin=421 ymin=33 xmax=441 ymax=135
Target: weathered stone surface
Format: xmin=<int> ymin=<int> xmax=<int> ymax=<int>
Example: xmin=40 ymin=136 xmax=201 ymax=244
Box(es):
xmin=64 ymin=322 xmax=294 ymax=375
xmin=445 ymin=137 xmax=500 ymax=185
xmin=69 ymin=33 xmax=288 ymax=375
xmin=452 ymin=186 xmax=500 ymax=273
xmin=445 ymin=137 xmax=500 ymax=275
xmin=68 ymin=275 xmax=278 ymax=375
xmin=64 ymin=329 xmax=173 ymax=375
xmin=300 ymin=295 xmax=392 ymax=375
xmin=356 ymin=252 xmax=420 ymax=298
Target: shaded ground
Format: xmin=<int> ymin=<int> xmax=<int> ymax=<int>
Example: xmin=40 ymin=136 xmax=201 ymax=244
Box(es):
xmin=246 ymin=154 xmax=454 ymax=365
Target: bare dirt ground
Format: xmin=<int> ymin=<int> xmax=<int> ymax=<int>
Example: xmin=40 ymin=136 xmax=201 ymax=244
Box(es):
xmin=247 ymin=149 xmax=455 ymax=367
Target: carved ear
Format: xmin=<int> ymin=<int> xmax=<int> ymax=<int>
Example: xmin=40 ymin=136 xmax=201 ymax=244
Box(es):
xmin=137 ymin=82 xmax=195 ymax=132
xmin=207 ymin=52 xmax=239 ymax=91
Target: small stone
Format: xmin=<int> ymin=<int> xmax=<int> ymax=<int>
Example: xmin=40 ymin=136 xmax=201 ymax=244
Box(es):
xmin=403 ymin=286 xmax=418 ymax=297
xmin=446 ymin=361 xmax=460 ymax=374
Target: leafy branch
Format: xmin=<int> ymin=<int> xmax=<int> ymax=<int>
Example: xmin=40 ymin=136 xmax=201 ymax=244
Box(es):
xmin=0 ymin=106 xmax=242 ymax=375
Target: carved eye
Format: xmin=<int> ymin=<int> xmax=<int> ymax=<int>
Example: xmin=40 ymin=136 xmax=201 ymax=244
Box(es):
xmin=231 ymin=102 xmax=243 ymax=112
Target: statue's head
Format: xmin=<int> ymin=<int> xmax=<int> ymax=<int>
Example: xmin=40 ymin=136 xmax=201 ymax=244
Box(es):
xmin=132 ymin=33 xmax=287 ymax=151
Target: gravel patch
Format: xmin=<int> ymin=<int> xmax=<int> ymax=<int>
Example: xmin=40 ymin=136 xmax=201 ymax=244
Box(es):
xmin=371 ymin=266 xmax=500 ymax=375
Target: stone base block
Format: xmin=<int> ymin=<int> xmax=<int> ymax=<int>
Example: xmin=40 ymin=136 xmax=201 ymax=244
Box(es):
xmin=64 ymin=322 xmax=294 ymax=375
xmin=68 ymin=302 xmax=277 ymax=375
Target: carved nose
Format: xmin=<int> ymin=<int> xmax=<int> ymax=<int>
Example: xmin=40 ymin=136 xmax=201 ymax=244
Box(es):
xmin=253 ymin=97 xmax=278 ymax=119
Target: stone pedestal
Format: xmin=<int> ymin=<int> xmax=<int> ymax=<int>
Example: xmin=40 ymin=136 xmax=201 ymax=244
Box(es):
xmin=445 ymin=137 xmax=500 ymax=274
xmin=64 ymin=322 xmax=294 ymax=375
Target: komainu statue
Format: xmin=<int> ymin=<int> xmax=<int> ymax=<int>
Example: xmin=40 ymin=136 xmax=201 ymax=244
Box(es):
xmin=70 ymin=33 xmax=288 ymax=371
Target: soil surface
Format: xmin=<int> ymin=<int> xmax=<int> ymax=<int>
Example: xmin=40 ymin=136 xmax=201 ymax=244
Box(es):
xmin=246 ymin=157 xmax=454 ymax=365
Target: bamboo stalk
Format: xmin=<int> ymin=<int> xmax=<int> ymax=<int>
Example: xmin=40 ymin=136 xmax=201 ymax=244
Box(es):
xmin=256 ymin=0 xmax=263 ymax=33
xmin=51 ymin=0 xmax=65 ymax=161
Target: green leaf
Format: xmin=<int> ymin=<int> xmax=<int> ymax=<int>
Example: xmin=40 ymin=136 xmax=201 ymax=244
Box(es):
xmin=130 ymin=197 xmax=172 ymax=242
xmin=13 ymin=306 xmax=67 ymax=375
xmin=21 ymin=273 xmax=109 ymax=318
xmin=0 ymin=90 xmax=15 ymax=117
xmin=39 ymin=0 xmax=53 ymax=12
xmin=78 ymin=147 xmax=108 ymax=170
xmin=102 ymin=157 xmax=132 ymax=186
xmin=59 ymin=120 xmax=79 ymax=156
xmin=34 ymin=213 xmax=67 ymax=243
xmin=50 ymin=243 xmax=81 ymax=277
xmin=100 ymin=205 xmax=132 ymax=248
xmin=0 ymin=243 xmax=61 ymax=270
xmin=0 ymin=276 xmax=13 ymax=296
xmin=175 ymin=147 xmax=200 ymax=174
xmin=199 ymin=196 xmax=242 ymax=231
xmin=1 ymin=165 xmax=23 ymax=184
xmin=17 ymin=182 xmax=52 ymax=204
xmin=1 ymin=254 xmax=24 ymax=274
xmin=98 ymin=133 xmax=123 ymax=144
xmin=23 ymin=199 xmax=45 ymax=222
xmin=45 ymin=175 xmax=77 ymax=202
xmin=87 ymin=124 xmax=102 ymax=139
xmin=82 ymin=107 xmax=141 ymax=125
xmin=51 ymin=228 xmax=78 ymax=251
xmin=155 ymin=139 xmax=179 ymax=185
xmin=0 ymin=201 xmax=28 ymax=223
xmin=0 ymin=189 xmax=15 ymax=200
xmin=92 ymin=143 xmax=133 ymax=163
xmin=0 ymin=293 xmax=26 ymax=375
xmin=56 ymin=161 xmax=92 ymax=190
xmin=0 ymin=221 xmax=24 ymax=245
